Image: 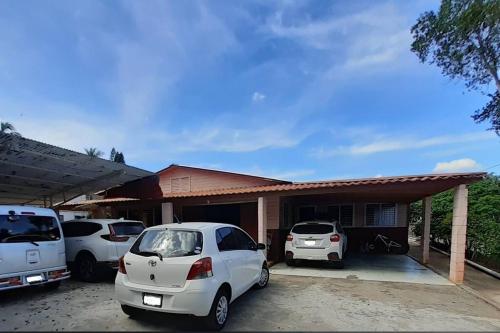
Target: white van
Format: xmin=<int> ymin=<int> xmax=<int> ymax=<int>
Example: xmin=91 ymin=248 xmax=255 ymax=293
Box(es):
xmin=0 ymin=206 xmax=70 ymax=291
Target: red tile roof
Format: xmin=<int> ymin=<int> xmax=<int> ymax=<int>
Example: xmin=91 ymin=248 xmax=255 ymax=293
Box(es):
xmin=162 ymin=172 xmax=487 ymax=198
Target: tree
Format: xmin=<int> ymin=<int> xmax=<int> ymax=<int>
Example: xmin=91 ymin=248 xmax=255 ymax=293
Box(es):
xmin=411 ymin=0 xmax=500 ymax=134
xmin=84 ymin=147 xmax=103 ymax=158
xmin=1 ymin=121 xmax=20 ymax=136
xmin=109 ymin=147 xmax=125 ymax=164
xmin=110 ymin=147 xmax=116 ymax=161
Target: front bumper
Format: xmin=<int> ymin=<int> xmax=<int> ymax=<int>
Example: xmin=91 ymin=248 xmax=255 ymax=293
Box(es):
xmin=0 ymin=266 xmax=70 ymax=291
xmin=114 ymin=273 xmax=217 ymax=317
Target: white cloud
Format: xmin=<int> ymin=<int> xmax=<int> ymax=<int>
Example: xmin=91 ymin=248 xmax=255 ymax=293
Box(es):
xmin=312 ymin=131 xmax=496 ymax=158
xmin=433 ymin=158 xmax=482 ymax=173
xmin=252 ymin=92 xmax=266 ymax=103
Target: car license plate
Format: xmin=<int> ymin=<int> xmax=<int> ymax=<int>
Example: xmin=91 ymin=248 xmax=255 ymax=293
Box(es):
xmin=26 ymin=274 xmax=44 ymax=284
xmin=304 ymin=240 xmax=316 ymax=246
xmin=143 ymin=293 xmax=162 ymax=307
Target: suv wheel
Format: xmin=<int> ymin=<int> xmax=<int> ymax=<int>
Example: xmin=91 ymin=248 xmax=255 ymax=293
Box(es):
xmin=204 ymin=288 xmax=230 ymax=331
xmin=76 ymin=253 xmax=98 ymax=282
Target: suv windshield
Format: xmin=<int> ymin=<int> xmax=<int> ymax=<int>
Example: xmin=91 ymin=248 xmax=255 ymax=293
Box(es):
xmin=111 ymin=222 xmax=145 ymax=236
xmin=292 ymin=223 xmax=333 ymax=235
xmin=130 ymin=229 xmax=202 ymax=258
xmin=0 ymin=215 xmax=61 ymax=243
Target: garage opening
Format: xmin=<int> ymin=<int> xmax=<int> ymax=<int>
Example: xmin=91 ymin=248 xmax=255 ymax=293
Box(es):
xmin=181 ymin=202 xmax=258 ymax=241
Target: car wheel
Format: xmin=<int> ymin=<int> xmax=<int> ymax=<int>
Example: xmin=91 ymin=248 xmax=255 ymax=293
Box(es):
xmin=204 ymin=288 xmax=230 ymax=331
xmin=44 ymin=281 xmax=61 ymax=290
xmin=76 ymin=253 xmax=98 ymax=282
xmin=285 ymin=259 xmax=295 ymax=266
xmin=254 ymin=266 xmax=269 ymax=289
xmin=330 ymin=260 xmax=344 ymax=269
xmin=121 ymin=304 xmax=142 ymax=318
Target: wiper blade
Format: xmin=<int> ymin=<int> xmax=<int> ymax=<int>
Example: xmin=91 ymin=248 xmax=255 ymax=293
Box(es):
xmin=137 ymin=251 xmax=163 ymax=261
xmin=30 ymin=241 xmax=39 ymax=246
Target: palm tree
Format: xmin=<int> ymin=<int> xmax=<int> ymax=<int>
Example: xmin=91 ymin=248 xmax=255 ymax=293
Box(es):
xmin=85 ymin=147 xmax=103 ymax=158
xmin=1 ymin=121 xmax=20 ymax=136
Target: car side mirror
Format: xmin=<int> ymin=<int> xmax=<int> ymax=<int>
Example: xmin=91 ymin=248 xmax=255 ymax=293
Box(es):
xmin=257 ymin=243 xmax=266 ymax=250
xmin=248 ymin=242 xmax=257 ymax=251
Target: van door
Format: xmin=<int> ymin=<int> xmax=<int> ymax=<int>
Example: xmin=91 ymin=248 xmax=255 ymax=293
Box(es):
xmin=0 ymin=214 xmax=65 ymax=275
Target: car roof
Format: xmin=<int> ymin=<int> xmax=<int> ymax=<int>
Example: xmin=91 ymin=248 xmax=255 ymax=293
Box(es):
xmin=146 ymin=222 xmax=236 ymax=231
xmin=293 ymin=220 xmax=336 ymax=226
xmin=62 ymin=218 xmax=143 ymax=225
xmin=0 ymin=205 xmax=58 ymax=217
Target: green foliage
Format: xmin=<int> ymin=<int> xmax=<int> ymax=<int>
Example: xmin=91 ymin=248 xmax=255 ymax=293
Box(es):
xmin=410 ymin=174 xmax=500 ymax=261
xmin=411 ymin=0 xmax=500 ymax=134
xmin=109 ymin=147 xmax=125 ymax=164
xmin=84 ymin=147 xmax=104 ymax=158
xmin=0 ymin=121 xmax=20 ymax=136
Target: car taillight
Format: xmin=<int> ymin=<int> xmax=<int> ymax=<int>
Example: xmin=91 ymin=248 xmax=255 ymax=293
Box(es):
xmin=106 ymin=225 xmax=129 ymax=242
xmin=118 ymin=256 xmax=127 ymax=274
xmin=186 ymin=257 xmax=213 ymax=280
xmin=286 ymin=234 xmax=293 ymax=241
xmin=330 ymin=234 xmax=340 ymax=242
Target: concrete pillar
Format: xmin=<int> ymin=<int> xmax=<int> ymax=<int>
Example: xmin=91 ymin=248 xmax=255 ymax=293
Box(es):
xmin=422 ymin=196 xmax=432 ymax=264
xmin=161 ymin=202 xmax=173 ymax=224
xmin=258 ymin=197 xmax=268 ymax=256
xmin=449 ymin=184 xmax=468 ymax=284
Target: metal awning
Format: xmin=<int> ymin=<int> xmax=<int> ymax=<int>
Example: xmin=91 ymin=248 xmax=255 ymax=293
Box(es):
xmin=0 ymin=133 xmax=153 ymax=206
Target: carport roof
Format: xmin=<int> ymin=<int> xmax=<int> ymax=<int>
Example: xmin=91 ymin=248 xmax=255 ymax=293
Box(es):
xmin=0 ymin=134 xmax=153 ymax=206
xmin=162 ymin=172 xmax=487 ymax=201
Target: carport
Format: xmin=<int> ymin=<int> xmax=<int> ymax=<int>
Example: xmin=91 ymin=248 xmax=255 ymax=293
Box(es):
xmin=0 ymin=133 xmax=152 ymax=206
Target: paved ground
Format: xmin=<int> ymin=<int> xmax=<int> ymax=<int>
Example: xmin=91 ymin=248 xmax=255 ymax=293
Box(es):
xmin=271 ymin=254 xmax=452 ymax=285
xmin=408 ymin=240 xmax=500 ymax=308
xmin=1 ymin=274 xmax=499 ymax=331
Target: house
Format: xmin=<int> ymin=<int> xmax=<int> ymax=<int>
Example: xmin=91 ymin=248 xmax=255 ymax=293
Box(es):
xmin=62 ymin=164 xmax=485 ymax=284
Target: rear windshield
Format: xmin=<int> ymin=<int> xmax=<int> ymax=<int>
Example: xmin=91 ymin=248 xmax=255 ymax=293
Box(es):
xmin=292 ymin=223 xmax=333 ymax=234
xmin=111 ymin=222 xmax=145 ymax=236
xmin=130 ymin=229 xmax=202 ymax=258
xmin=0 ymin=215 xmax=61 ymax=243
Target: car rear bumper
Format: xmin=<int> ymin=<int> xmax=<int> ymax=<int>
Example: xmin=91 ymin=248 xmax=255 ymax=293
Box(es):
xmin=114 ymin=273 xmax=216 ymax=317
xmin=0 ymin=266 xmax=70 ymax=291
xmin=285 ymin=244 xmax=343 ymax=261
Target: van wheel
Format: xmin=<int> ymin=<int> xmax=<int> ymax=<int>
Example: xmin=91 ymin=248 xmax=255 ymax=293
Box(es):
xmin=76 ymin=253 xmax=98 ymax=282
xmin=44 ymin=281 xmax=61 ymax=290
xmin=254 ymin=266 xmax=269 ymax=289
xmin=121 ymin=304 xmax=142 ymax=318
xmin=203 ymin=288 xmax=230 ymax=331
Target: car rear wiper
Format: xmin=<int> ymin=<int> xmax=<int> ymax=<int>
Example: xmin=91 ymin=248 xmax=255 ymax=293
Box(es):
xmin=137 ymin=251 xmax=163 ymax=261
xmin=30 ymin=240 xmax=39 ymax=246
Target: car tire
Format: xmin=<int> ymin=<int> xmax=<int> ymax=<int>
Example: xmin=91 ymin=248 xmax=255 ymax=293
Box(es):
xmin=76 ymin=253 xmax=98 ymax=282
xmin=121 ymin=304 xmax=142 ymax=318
xmin=254 ymin=266 xmax=269 ymax=289
xmin=285 ymin=259 xmax=295 ymax=266
xmin=203 ymin=288 xmax=230 ymax=331
xmin=330 ymin=260 xmax=344 ymax=269
xmin=44 ymin=281 xmax=61 ymax=290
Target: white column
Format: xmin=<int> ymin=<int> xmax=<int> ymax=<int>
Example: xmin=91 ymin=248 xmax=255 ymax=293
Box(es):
xmin=161 ymin=202 xmax=173 ymax=224
xmin=422 ymin=196 xmax=432 ymax=264
xmin=449 ymin=184 xmax=468 ymax=284
xmin=258 ymin=197 xmax=268 ymax=256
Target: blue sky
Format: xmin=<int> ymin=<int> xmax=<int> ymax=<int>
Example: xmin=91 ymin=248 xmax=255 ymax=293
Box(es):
xmin=0 ymin=0 xmax=498 ymax=181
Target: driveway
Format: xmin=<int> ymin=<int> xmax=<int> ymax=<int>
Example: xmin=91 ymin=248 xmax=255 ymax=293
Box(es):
xmin=270 ymin=254 xmax=452 ymax=285
xmin=1 ymin=274 xmax=499 ymax=331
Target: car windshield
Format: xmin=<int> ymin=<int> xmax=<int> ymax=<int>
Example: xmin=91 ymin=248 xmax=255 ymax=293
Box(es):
xmin=111 ymin=222 xmax=145 ymax=236
xmin=0 ymin=215 xmax=61 ymax=243
xmin=292 ymin=223 xmax=333 ymax=234
xmin=130 ymin=228 xmax=203 ymax=258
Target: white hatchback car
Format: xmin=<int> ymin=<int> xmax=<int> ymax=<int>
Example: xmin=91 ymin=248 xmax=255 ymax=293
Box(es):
xmin=61 ymin=219 xmax=145 ymax=281
xmin=115 ymin=222 xmax=269 ymax=330
xmin=284 ymin=221 xmax=347 ymax=268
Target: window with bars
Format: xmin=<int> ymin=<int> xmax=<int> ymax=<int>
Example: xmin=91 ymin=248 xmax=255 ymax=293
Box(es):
xmin=327 ymin=205 xmax=353 ymax=226
xmin=365 ymin=203 xmax=396 ymax=226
